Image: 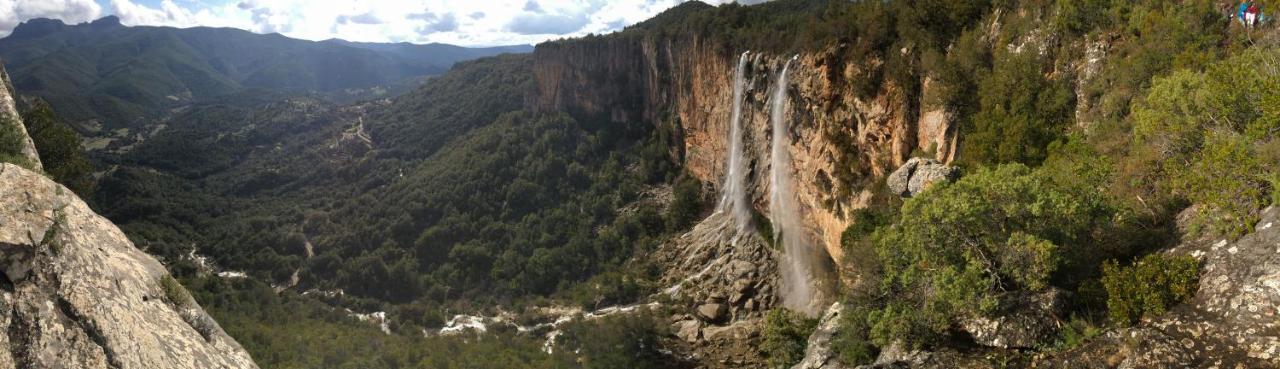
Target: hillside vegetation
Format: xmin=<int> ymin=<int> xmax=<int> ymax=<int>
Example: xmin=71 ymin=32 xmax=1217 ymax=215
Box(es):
xmin=0 ymin=16 xmax=530 ymax=131
xmin=17 ymin=0 xmax=1280 ymax=367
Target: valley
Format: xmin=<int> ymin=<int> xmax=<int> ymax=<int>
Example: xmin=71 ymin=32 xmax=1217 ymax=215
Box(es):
xmin=3 ymin=0 xmax=1280 ymax=368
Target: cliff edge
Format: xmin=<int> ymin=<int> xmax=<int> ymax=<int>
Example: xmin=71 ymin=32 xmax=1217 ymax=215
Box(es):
xmin=0 ymin=60 xmax=256 ymax=369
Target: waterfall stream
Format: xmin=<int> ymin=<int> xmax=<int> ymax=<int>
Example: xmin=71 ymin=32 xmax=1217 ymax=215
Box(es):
xmin=770 ymin=56 xmax=827 ymax=316
xmin=717 ymin=51 xmax=754 ymax=236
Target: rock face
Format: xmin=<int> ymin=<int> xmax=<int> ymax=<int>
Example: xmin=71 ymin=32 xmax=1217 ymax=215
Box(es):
xmin=0 ymin=163 xmax=258 ymax=369
xmin=532 ymin=35 xmax=960 ymax=266
xmin=0 ymin=62 xmax=42 ymax=170
xmin=885 ymin=158 xmax=958 ymax=198
xmin=1040 ymin=207 xmax=1280 ymax=368
xmin=960 ymin=288 xmax=1068 ymax=349
xmin=793 ymin=303 xmax=851 ymax=369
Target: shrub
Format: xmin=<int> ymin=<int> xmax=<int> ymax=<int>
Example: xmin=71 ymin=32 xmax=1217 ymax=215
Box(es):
xmin=0 ymin=113 xmax=36 ymax=170
xmin=555 ymin=312 xmax=669 ymax=369
xmin=833 ymin=303 xmax=878 ymax=365
xmin=666 ymin=175 xmax=704 ymax=232
xmin=761 ymin=308 xmax=818 ymax=369
xmin=22 ymin=100 xmax=95 ymax=196
xmin=1100 ymin=253 xmax=1199 ymax=326
xmin=1132 ymin=49 xmax=1280 ymax=238
xmin=868 ymin=164 xmax=1113 ymax=346
xmin=961 ymin=47 xmax=1076 ymax=166
xmin=160 ymin=275 xmax=193 ymax=309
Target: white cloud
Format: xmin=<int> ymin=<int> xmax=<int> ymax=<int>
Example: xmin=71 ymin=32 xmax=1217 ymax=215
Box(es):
xmin=111 ymin=0 xmax=194 ymax=27
xmin=0 ymin=0 xmax=102 ymax=37
xmin=0 ymin=0 xmax=768 ymax=46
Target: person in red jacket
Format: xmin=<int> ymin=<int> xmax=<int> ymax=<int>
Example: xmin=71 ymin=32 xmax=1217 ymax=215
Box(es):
xmin=1248 ymin=3 xmax=1261 ymax=27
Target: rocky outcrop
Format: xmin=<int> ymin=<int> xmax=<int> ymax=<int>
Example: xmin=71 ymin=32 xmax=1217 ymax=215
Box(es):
xmin=960 ymin=288 xmax=1068 ymax=349
xmin=857 ymin=341 xmax=991 ymax=369
xmin=885 ymin=157 xmax=959 ymax=198
xmin=0 ymin=163 xmax=257 ymax=369
xmin=0 ymin=62 xmax=42 ymax=170
xmin=654 ymin=212 xmax=779 ymax=323
xmin=793 ymin=302 xmax=851 ymax=369
xmin=1039 ymin=206 xmax=1280 ymax=368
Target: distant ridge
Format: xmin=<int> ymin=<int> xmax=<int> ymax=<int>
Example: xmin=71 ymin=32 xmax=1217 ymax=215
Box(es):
xmin=0 ymin=16 xmax=532 ymax=131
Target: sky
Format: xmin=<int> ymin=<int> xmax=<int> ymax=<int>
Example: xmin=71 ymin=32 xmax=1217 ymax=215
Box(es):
xmin=0 ymin=0 xmax=764 ymax=47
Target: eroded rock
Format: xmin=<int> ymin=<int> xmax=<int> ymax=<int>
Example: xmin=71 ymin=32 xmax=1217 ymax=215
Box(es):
xmin=0 ymin=63 xmax=42 ymax=171
xmin=698 ymin=303 xmax=730 ymax=323
xmin=0 ymin=163 xmax=258 ymax=369
xmin=652 ymin=212 xmax=779 ymax=323
xmin=960 ymin=288 xmax=1068 ymax=349
xmin=886 ymin=158 xmax=958 ymax=198
xmin=1040 ymin=206 xmax=1280 ymax=368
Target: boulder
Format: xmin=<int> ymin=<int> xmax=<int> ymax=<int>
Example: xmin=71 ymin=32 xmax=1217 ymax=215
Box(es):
xmin=886 ymin=158 xmax=958 ymax=198
xmin=0 ymin=163 xmax=258 ymax=369
xmin=697 ymin=303 xmax=730 ymax=323
xmin=673 ymin=319 xmax=702 ymax=343
xmin=959 ymin=288 xmax=1069 ymax=349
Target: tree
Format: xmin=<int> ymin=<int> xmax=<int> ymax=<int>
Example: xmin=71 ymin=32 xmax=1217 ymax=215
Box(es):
xmin=869 ymin=164 xmax=1111 ymax=345
xmin=22 ymin=100 xmax=95 ymax=196
xmin=761 ymin=308 xmax=819 ymax=369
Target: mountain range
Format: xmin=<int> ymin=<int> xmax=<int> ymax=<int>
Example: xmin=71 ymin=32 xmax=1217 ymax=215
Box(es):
xmin=0 ymin=16 xmax=530 ymax=132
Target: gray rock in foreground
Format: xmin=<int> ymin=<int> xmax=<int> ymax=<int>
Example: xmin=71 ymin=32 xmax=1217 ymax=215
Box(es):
xmin=1038 ymin=206 xmax=1280 ymax=368
xmin=0 ymin=163 xmax=258 ymax=369
xmin=960 ymin=288 xmax=1069 ymax=349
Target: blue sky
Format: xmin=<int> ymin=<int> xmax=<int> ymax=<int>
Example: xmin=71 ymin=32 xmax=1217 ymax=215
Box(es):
xmin=0 ymin=0 xmax=761 ymax=46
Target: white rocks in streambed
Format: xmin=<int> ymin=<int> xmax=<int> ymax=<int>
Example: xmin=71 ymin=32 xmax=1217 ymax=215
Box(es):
xmin=350 ymin=311 xmax=391 ymax=335
xmin=0 ymin=163 xmax=258 ymax=369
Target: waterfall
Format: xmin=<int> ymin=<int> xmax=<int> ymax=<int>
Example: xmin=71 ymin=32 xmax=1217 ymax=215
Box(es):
xmin=717 ymin=51 xmax=753 ymax=235
xmin=770 ymin=56 xmax=825 ymax=316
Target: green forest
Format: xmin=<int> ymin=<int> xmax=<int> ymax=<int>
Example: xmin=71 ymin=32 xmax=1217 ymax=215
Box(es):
xmin=4 ymin=0 xmax=1280 ymax=368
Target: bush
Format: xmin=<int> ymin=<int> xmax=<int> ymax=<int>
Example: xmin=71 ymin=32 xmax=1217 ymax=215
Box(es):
xmin=1132 ymin=49 xmax=1280 ymax=238
xmin=555 ymin=312 xmax=670 ymax=369
xmin=666 ymin=175 xmax=705 ymax=232
xmin=761 ymin=308 xmax=818 ymax=369
xmin=833 ymin=303 xmax=877 ymax=365
xmin=961 ymin=48 xmax=1076 ymax=166
xmin=868 ymin=164 xmax=1114 ymax=346
xmin=160 ymin=275 xmax=193 ymax=309
xmin=1100 ymin=253 xmax=1199 ymax=326
xmin=22 ymin=100 xmax=95 ymax=196
xmin=0 ymin=112 xmax=36 ymax=170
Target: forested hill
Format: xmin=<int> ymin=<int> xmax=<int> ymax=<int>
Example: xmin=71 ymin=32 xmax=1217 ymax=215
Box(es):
xmin=7 ymin=0 xmax=1280 ymax=368
xmin=0 ymin=16 xmax=531 ymax=131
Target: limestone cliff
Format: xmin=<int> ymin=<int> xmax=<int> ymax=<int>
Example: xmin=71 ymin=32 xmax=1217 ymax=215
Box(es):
xmin=533 ymin=35 xmax=956 ymax=269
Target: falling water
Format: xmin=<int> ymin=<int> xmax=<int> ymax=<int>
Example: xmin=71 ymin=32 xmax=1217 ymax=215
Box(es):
xmin=770 ymin=56 xmax=826 ymax=316
xmin=717 ymin=51 xmax=754 ymax=235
